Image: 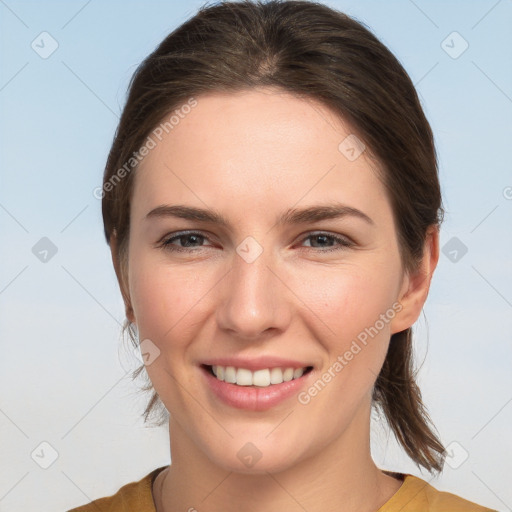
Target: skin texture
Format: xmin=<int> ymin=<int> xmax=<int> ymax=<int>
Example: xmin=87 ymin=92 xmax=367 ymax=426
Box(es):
xmin=111 ymin=87 xmax=439 ymax=512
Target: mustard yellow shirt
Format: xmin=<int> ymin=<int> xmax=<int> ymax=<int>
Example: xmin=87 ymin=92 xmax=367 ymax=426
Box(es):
xmin=68 ymin=466 xmax=497 ymax=511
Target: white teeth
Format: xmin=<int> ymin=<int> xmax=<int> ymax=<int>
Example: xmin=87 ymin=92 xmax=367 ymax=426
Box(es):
xmin=283 ymin=368 xmax=294 ymax=382
xmin=210 ymin=365 xmax=309 ymax=386
xmin=236 ymin=368 xmax=253 ymax=386
xmin=224 ymin=366 xmax=236 ymax=383
xmin=269 ymin=367 xmax=283 ymax=384
xmin=253 ymin=369 xmax=270 ymax=387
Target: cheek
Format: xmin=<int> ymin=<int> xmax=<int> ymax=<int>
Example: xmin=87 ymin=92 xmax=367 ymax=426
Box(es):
xmin=129 ymin=253 xmax=402 ymax=347
xmin=305 ymin=278 xmax=396 ymax=401
xmin=292 ymin=260 xmax=402 ymax=404
xmin=127 ymin=257 xmax=215 ymax=402
xmin=294 ymin=261 xmax=401 ymax=342
xmin=128 ymin=249 xmax=217 ymax=352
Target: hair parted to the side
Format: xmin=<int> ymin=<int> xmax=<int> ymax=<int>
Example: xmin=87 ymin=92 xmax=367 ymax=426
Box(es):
xmin=102 ymin=0 xmax=445 ymax=472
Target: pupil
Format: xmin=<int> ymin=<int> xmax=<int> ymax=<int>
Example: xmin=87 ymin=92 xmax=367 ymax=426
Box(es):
xmin=183 ymin=234 xmax=201 ymax=247
xmin=314 ymin=235 xmax=330 ymax=247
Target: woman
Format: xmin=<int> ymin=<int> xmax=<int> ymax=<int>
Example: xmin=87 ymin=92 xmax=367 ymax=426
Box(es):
xmin=69 ymin=1 xmax=496 ymax=510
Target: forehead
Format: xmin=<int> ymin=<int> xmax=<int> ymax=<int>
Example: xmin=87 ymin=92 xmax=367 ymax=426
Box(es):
xmin=133 ymin=87 xmax=389 ymax=222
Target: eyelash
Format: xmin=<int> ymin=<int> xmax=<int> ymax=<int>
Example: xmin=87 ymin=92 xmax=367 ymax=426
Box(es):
xmin=159 ymin=230 xmax=354 ymax=253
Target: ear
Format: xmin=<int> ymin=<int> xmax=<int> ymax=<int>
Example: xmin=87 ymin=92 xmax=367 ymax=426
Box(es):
xmin=390 ymin=225 xmax=439 ymax=334
xmin=110 ymin=231 xmax=136 ymax=325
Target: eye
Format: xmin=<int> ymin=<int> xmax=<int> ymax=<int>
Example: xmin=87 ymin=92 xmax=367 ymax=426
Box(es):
xmin=158 ymin=230 xmax=354 ymax=254
xmin=159 ymin=231 xmax=213 ymax=252
xmin=299 ymin=232 xmax=353 ymax=252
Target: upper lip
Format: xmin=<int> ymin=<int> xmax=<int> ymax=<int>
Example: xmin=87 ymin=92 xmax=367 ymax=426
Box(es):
xmin=201 ymin=356 xmax=313 ymax=372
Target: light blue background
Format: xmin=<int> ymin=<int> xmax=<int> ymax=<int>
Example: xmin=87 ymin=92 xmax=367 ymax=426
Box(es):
xmin=1 ymin=1 xmax=511 ymax=511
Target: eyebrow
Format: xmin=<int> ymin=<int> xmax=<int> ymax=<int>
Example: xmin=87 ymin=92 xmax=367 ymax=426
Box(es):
xmin=145 ymin=203 xmax=374 ymax=227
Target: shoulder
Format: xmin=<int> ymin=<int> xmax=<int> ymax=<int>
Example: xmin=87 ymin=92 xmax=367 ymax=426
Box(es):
xmin=67 ymin=466 xmax=167 ymax=512
xmin=380 ymin=474 xmax=497 ymax=512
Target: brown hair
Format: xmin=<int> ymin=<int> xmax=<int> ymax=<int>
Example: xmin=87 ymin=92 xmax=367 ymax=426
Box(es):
xmin=102 ymin=0 xmax=445 ymax=472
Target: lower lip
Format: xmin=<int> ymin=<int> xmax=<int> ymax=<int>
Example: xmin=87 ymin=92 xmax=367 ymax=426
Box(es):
xmin=202 ymin=366 xmax=312 ymax=411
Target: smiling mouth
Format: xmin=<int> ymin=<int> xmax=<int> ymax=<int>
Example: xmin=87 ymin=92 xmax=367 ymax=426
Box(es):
xmin=202 ymin=364 xmax=313 ymax=387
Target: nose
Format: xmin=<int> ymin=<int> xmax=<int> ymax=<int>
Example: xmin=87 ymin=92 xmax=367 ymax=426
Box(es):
xmin=215 ymin=245 xmax=292 ymax=341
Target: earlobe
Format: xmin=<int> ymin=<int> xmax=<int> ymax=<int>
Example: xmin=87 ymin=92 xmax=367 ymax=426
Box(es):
xmin=390 ymin=226 xmax=440 ymax=334
xmin=109 ymin=232 xmax=136 ymax=325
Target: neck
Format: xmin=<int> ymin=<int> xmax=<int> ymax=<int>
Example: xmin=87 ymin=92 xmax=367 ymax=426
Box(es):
xmin=155 ymin=406 xmax=402 ymax=512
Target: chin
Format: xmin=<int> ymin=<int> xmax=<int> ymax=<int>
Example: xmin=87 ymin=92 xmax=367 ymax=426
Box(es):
xmin=197 ymin=430 xmax=315 ymax=476
xmin=211 ymin=448 xmax=301 ymax=475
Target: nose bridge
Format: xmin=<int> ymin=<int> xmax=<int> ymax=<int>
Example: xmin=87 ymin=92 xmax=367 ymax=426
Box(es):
xmin=216 ymin=240 xmax=288 ymax=338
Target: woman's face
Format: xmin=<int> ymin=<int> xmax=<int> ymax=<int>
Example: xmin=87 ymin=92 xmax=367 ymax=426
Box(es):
xmin=124 ymin=88 xmax=418 ymax=473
